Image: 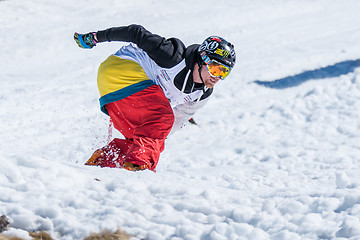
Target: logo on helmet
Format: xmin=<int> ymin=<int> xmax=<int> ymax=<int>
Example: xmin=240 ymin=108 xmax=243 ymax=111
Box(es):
xmin=215 ymin=48 xmax=230 ymax=58
xmin=199 ymin=41 xmax=219 ymax=52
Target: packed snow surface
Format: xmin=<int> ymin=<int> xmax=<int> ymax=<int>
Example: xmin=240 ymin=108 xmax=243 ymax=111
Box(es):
xmin=1 ymin=0 xmax=360 ymax=239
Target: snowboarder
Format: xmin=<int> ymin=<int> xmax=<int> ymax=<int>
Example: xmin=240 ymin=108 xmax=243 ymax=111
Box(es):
xmin=74 ymin=24 xmax=236 ymax=171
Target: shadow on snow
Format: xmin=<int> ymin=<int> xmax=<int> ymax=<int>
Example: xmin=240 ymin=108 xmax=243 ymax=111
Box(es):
xmin=254 ymin=59 xmax=360 ymax=89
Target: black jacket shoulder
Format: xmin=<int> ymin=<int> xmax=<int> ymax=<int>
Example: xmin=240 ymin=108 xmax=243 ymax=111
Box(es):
xmin=96 ymin=24 xmax=186 ymax=68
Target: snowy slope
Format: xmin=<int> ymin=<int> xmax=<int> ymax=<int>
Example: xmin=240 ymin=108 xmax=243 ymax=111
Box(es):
xmin=1 ymin=0 xmax=360 ymax=239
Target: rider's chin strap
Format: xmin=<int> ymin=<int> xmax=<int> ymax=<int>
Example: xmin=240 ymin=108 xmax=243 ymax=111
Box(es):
xmin=198 ymin=63 xmax=207 ymax=94
xmin=196 ymin=62 xmax=208 ymax=103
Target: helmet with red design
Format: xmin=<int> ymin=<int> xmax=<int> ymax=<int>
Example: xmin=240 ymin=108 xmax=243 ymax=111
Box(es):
xmin=198 ymin=36 xmax=236 ymax=79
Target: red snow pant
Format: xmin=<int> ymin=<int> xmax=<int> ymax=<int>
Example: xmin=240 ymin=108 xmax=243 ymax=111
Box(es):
xmin=100 ymin=85 xmax=174 ymax=171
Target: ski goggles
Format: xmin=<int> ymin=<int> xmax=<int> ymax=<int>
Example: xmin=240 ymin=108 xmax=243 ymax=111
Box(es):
xmin=201 ymin=54 xmax=231 ymax=79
